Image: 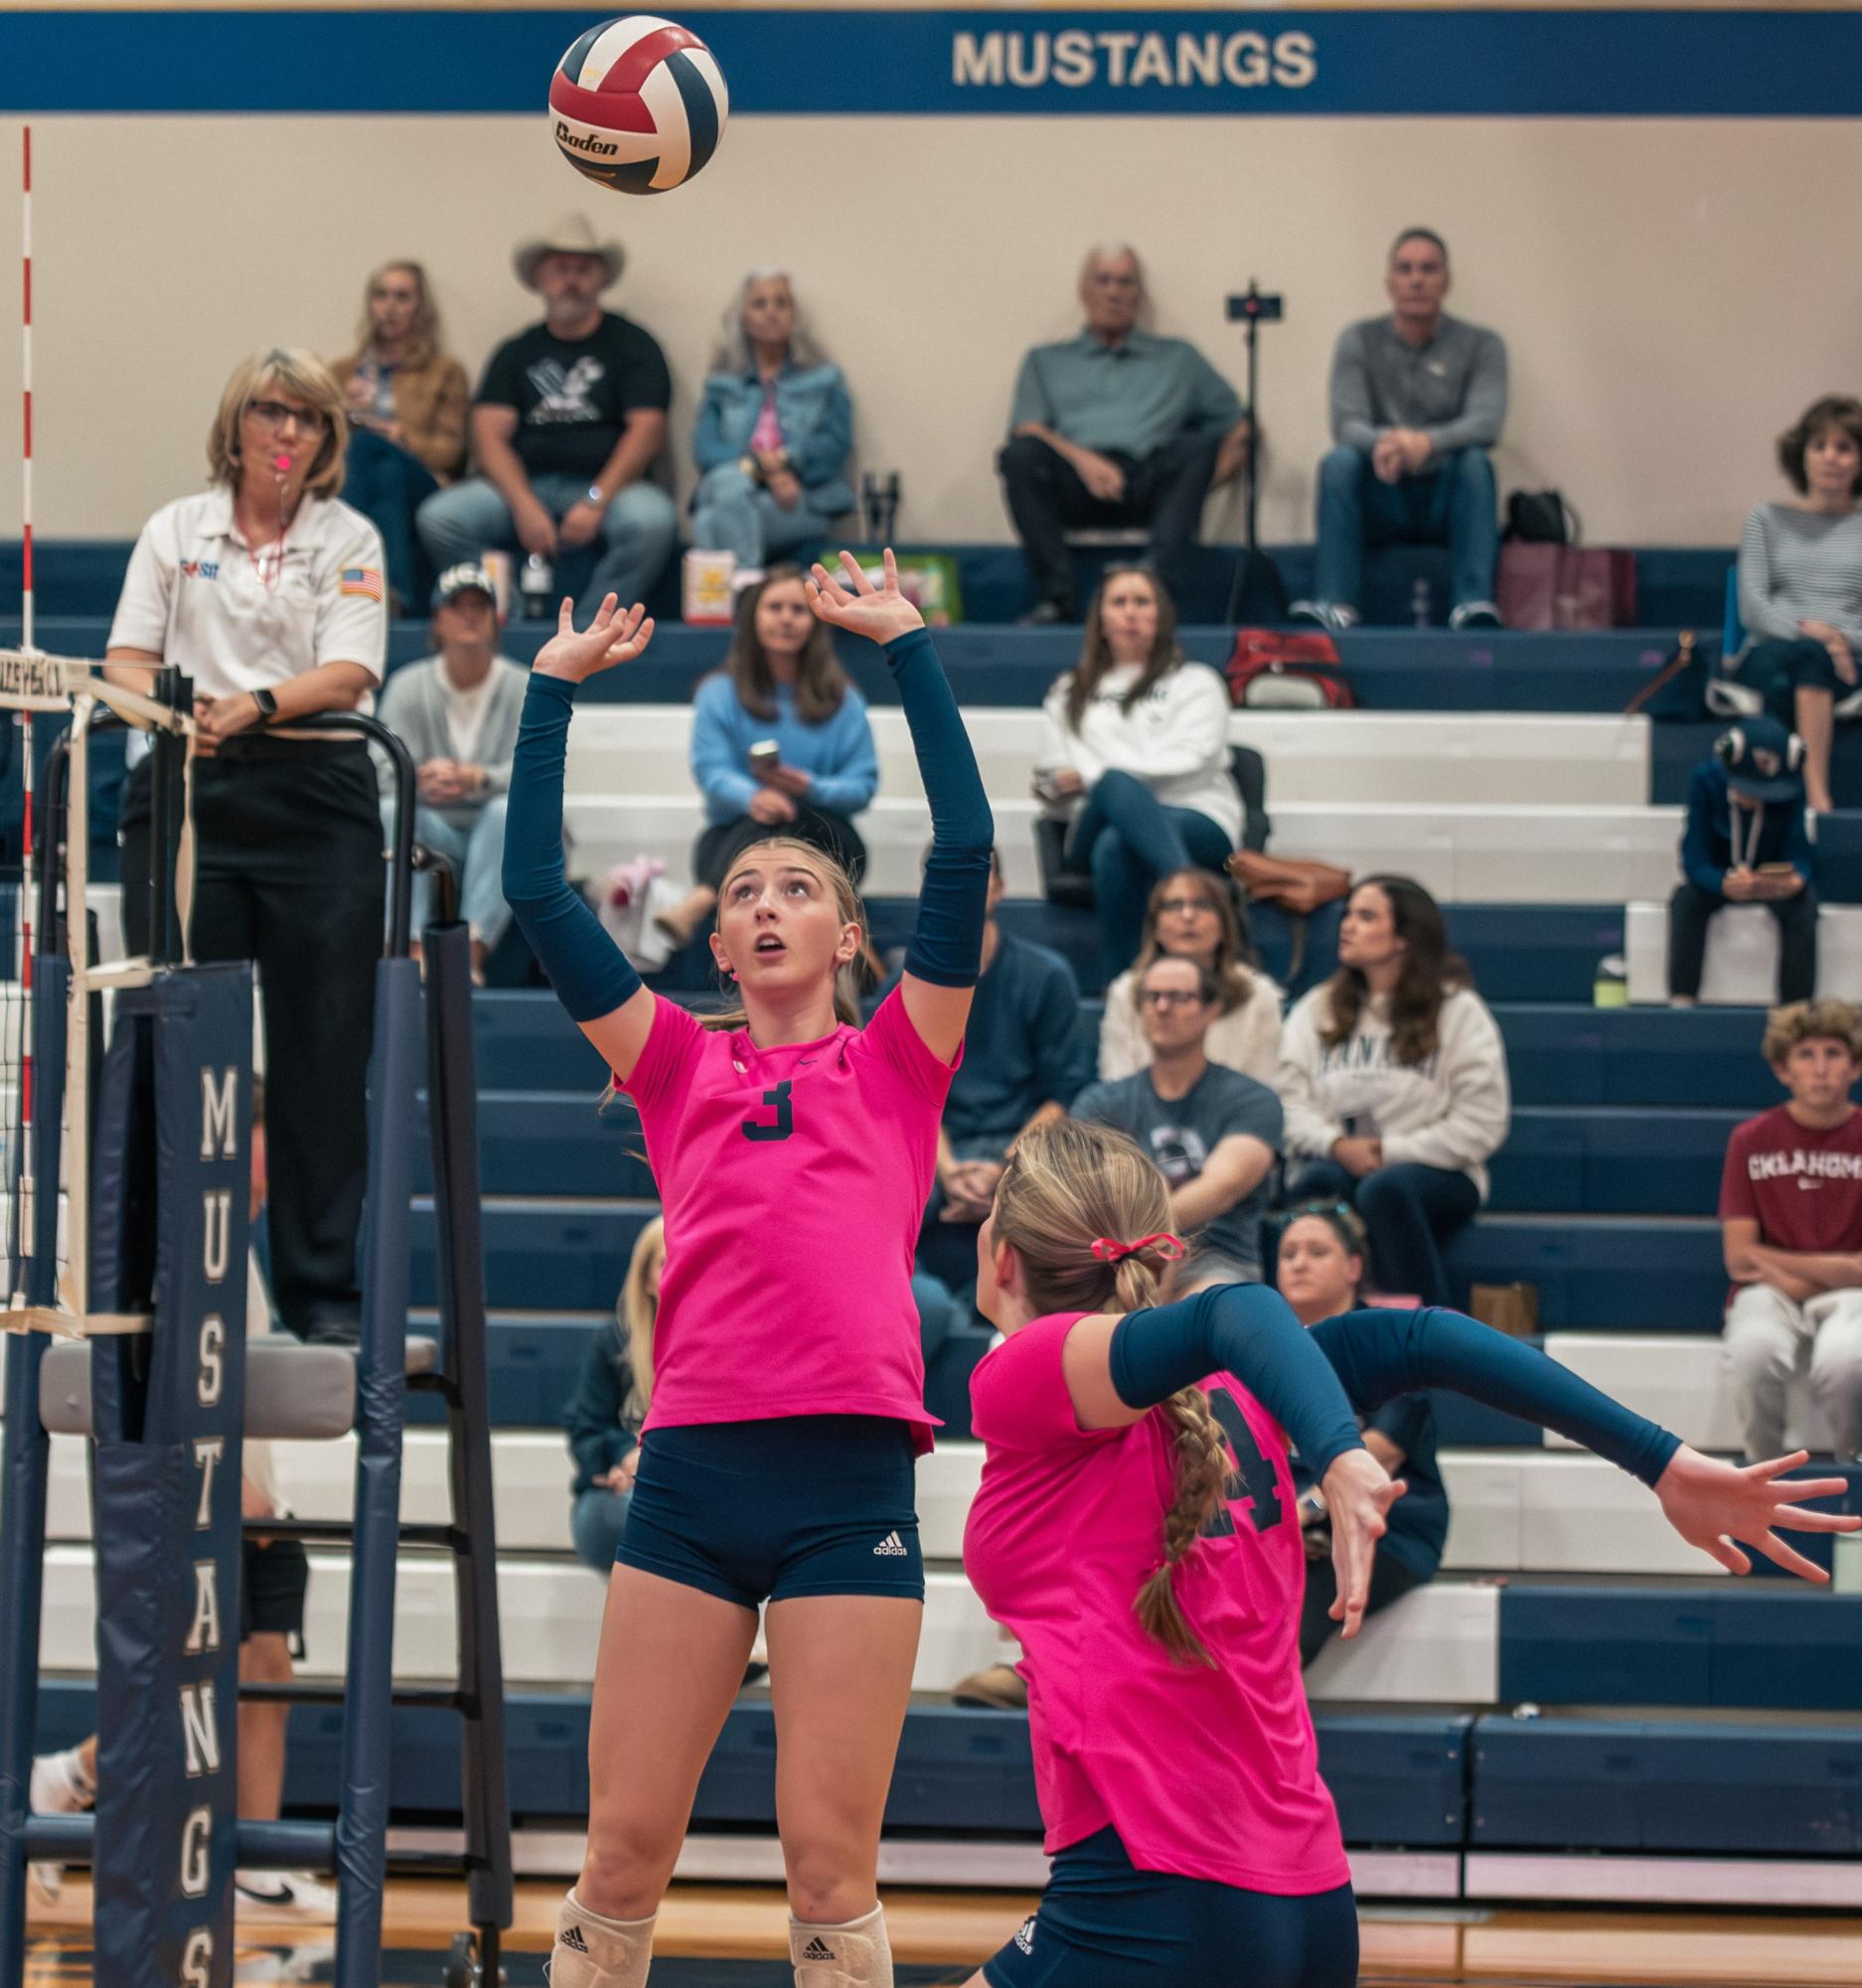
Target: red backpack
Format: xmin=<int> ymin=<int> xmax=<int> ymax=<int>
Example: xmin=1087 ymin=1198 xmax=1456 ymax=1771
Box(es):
xmin=1223 ymin=629 xmax=1355 ymax=710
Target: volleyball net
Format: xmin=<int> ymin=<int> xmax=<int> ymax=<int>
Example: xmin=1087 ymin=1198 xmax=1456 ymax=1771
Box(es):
xmin=1 ymin=648 xmax=194 ymax=1336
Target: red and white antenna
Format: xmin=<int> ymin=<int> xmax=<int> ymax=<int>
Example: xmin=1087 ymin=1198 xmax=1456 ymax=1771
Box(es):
xmin=13 ymin=123 xmax=35 ymax=1279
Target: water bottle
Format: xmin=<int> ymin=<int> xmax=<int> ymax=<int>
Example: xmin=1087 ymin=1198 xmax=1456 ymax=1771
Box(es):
xmin=1411 ymin=576 xmax=1431 ymax=629
xmin=520 ymin=552 xmax=554 ymax=620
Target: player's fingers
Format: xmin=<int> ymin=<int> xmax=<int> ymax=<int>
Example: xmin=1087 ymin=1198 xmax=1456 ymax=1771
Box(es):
xmin=1753 ymin=1529 xmax=1828 ymax=1583
xmin=1745 ymin=1451 xmax=1811 ymax=1483
xmin=1699 ymin=1532 xmax=1752 ymax=1577
xmin=1766 ymin=1473 xmax=1855 ymax=1506
xmin=556 ymin=596 xmax=576 ymax=633
xmin=838 ymin=547 xmax=875 ymax=595
xmin=881 ymin=545 xmax=899 ymax=592
xmin=1768 ymin=1502 xmax=1860 ymax=1533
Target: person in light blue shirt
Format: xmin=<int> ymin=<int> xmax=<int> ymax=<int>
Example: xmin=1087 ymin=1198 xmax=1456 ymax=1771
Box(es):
xmin=999 ymin=243 xmax=1251 ymax=622
xmin=667 ymin=566 xmax=879 ymax=944
xmin=691 ymin=270 xmax=855 ymax=569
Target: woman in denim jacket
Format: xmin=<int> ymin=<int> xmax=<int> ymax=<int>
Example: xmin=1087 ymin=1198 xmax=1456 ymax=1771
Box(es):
xmin=691 ymin=270 xmax=855 ymax=568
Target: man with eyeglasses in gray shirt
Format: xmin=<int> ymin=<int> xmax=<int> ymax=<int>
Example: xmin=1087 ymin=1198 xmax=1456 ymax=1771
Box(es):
xmin=1292 ymin=228 xmax=1507 ymax=634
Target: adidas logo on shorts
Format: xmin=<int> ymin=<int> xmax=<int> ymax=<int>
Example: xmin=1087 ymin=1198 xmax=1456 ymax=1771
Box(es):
xmin=1014 ymin=1915 xmax=1036 ymax=1954
xmin=559 ymin=1925 xmax=590 ymax=1955
xmin=802 ymin=1935 xmax=837 ymax=1961
xmin=873 ymin=1531 xmax=908 ymax=1556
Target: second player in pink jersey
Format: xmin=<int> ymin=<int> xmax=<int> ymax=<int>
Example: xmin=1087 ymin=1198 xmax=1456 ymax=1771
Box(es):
xmin=956 ymin=1120 xmax=1858 ymax=1988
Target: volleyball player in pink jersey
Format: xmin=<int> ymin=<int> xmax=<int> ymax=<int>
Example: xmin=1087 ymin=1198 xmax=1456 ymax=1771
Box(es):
xmin=501 ymin=552 xmax=996 ymax=1988
xmin=958 ymin=1119 xmax=1858 ymax=1988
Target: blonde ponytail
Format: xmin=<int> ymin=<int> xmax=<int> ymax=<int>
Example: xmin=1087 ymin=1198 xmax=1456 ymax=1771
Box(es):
xmin=996 ymin=1120 xmax=1236 ymax=1666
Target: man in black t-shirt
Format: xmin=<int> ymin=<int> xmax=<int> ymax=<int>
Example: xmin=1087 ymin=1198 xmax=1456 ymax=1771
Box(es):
xmin=417 ymin=214 xmax=677 ymax=615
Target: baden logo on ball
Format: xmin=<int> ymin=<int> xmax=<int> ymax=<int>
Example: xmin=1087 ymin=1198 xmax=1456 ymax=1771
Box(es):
xmin=548 ymin=14 xmax=730 ymax=195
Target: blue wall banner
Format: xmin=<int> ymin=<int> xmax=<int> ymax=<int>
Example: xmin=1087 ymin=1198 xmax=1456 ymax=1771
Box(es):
xmin=0 ymin=9 xmax=1848 ymax=117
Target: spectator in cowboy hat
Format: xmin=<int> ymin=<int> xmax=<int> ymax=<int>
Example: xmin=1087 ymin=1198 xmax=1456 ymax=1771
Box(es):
xmin=416 ymin=213 xmax=677 ymax=615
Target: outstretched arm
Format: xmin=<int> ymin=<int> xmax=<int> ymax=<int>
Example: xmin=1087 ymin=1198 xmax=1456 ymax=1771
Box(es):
xmin=1057 ymin=1283 xmax=1400 ymax=1638
xmin=503 ymin=595 xmax=659 ymax=1082
xmin=808 ymin=550 xmax=994 ymax=1063
xmin=1310 ymin=1305 xmax=1861 ymax=1582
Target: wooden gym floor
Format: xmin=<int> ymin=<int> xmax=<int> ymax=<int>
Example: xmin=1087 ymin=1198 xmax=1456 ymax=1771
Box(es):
xmin=21 ymin=1877 xmax=1862 ymax=1985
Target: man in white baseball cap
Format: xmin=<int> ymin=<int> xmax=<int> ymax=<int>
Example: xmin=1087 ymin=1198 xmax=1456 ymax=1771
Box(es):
xmin=416 ymin=215 xmax=676 ymax=618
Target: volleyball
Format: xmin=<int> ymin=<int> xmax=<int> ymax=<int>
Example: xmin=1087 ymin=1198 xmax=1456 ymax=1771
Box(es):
xmin=548 ymin=15 xmax=729 ymax=195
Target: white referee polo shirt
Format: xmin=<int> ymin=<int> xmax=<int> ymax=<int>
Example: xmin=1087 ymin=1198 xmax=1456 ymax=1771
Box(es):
xmin=107 ymin=488 xmax=388 ymax=701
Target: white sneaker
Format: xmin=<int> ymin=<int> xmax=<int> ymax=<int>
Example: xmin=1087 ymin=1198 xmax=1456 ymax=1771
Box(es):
xmin=28 ymin=1747 xmax=94 ymax=1904
xmin=1287 ymin=600 xmax=1359 ymax=633
xmin=1448 ymin=599 xmax=1502 ymax=631
xmin=233 ymin=1870 xmax=340 ymax=1921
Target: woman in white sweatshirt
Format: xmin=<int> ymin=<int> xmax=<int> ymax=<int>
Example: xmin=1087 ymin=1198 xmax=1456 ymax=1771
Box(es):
xmin=1278 ymin=874 xmax=1510 ymax=1306
xmin=1099 ymin=864 xmax=1283 ymax=1083
xmin=1034 ymin=567 xmax=1241 ymax=980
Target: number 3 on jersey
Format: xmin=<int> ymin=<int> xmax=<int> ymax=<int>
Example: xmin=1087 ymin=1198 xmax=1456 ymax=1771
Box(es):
xmin=1198 ymin=1385 xmax=1286 ymax=1537
xmin=741 ymin=1079 xmax=795 ymax=1143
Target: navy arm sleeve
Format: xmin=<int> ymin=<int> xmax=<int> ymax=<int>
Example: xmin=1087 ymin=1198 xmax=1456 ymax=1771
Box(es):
xmin=502 ymin=673 xmax=643 ymax=1024
xmin=885 ymin=627 xmax=995 ymax=987
xmin=1310 ymin=1306 xmax=1681 ymax=1487
xmin=1109 ymin=1284 xmax=1366 ymax=1478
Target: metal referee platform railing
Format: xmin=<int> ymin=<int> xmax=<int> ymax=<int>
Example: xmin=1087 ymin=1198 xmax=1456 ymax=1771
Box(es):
xmin=1 ymin=687 xmax=513 ymax=1988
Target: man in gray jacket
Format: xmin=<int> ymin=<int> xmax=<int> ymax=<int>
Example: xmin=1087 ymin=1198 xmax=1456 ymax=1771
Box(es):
xmin=378 ymin=562 xmax=528 ymax=976
xmin=1294 ymin=229 xmax=1507 ymax=633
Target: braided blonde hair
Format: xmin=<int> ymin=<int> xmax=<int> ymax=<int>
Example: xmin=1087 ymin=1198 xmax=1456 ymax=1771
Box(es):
xmin=994 ymin=1119 xmax=1234 ymax=1667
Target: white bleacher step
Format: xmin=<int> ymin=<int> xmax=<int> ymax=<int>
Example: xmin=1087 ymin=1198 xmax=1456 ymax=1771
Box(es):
xmin=1306 ymin=1578 xmax=1498 ymax=1703
xmin=38 ymin=1539 xmax=1494 ymax=1704
xmin=36 ymin=1545 xmax=1001 ymax=1696
xmin=1543 ymin=1331 xmax=1834 ymax=1457
xmin=1625 ymin=898 xmax=1862 ymax=1004
xmin=566 ymin=708 xmax=1651 ymax=811
xmin=565 ymin=794 xmax=1681 ymax=904
xmin=35 ymin=1431 xmax=1767 ymax=1577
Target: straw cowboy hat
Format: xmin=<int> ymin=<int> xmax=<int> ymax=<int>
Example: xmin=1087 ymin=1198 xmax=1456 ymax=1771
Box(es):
xmin=513 ymin=214 xmax=625 ymax=293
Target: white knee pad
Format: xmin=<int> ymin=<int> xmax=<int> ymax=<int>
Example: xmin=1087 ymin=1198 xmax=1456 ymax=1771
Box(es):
xmin=790 ymin=1902 xmax=892 ymax=1988
xmin=550 ymin=1892 xmax=656 ymax=1988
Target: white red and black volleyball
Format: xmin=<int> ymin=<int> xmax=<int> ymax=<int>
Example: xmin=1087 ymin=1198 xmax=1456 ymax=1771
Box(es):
xmin=549 ymin=15 xmax=729 ymax=195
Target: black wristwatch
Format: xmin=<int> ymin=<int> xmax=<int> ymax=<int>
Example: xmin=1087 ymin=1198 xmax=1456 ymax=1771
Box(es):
xmin=250 ymin=688 xmax=279 ymax=719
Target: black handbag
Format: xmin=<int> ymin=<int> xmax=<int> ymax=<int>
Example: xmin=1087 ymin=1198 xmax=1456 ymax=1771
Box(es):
xmin=1504 ymin=490 xmax=1578 ymax=544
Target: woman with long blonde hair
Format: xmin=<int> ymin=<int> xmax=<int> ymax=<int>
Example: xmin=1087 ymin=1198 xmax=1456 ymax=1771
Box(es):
xmin=565 ymin=1218 xmax=663 ymax=1575
xmin=332 ymin=259 xmax=469 ymax=608
xmin=958 ymin=1120 xmax=1855 ymax=1987
xmin=504 ymin=549 xmax=992 ymax=1988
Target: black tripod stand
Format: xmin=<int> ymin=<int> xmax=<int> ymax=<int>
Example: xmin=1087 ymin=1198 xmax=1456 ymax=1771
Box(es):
xmin=1224 ymin=281 xmax=1287 ymax=623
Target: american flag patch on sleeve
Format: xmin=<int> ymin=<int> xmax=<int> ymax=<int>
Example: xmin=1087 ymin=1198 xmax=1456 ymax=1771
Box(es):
xmin=339 ymin=566 xmax=385 ymax=602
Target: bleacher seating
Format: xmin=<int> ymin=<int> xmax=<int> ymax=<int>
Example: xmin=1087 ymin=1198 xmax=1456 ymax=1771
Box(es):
xmin=14 ymin=541 xmax=1862 ymax=1903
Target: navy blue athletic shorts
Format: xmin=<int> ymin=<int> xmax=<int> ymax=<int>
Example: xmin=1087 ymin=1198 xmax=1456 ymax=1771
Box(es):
xmin=982 ymin=1828 xmax=1358 ymax=1988
xmin=616 ymin=1414 xmax=924 ymax=1608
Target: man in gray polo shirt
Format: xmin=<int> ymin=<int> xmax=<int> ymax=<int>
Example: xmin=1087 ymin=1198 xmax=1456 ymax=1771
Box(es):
xmin=999 ymin=243 xmax=1252 ymax=622
xmin=1294 ymin=228 xmax=1507 ymax=633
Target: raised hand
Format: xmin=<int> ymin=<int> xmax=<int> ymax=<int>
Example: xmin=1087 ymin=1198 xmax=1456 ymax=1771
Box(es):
xmin=1319 ymin=1448 xmax=1405 ymax=1637
xmin=1654 ymin=1445 xmax=1861 ymax=1582
xmin=534 ymin=595 xmax=656 ymax=687
xmin=806 ymin=547 xmax=925 ymax=646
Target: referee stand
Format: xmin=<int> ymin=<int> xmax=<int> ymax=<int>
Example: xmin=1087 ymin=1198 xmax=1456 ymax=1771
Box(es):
xmin=0 ymin=703 xmax=512 ymax=1988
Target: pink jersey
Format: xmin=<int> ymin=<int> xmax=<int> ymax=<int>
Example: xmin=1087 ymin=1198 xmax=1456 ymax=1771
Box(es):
xmin=621 ymin=988 xmax=955 ymax=1450
xmin=964 ymin=1310 xmax=1348 ymax=1894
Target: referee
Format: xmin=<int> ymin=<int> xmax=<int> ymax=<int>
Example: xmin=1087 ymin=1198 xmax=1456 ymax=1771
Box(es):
xmin=105 ymin=349 xmax=388 ymax=1343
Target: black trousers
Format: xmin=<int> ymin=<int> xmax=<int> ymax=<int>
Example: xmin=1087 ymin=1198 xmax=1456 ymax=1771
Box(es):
xmin=997 ymin=429 xmax=1222 ymax=612
xmin=1300 ymin=1546 xmax=1428 ymax=1667
xmin=120 ymin=741 xmax=385 ymax=1341
xmin=693 ymin=805 xmax=868 ymax=892
xmin=1667 ymin=878 xmax=1816 ymax=1002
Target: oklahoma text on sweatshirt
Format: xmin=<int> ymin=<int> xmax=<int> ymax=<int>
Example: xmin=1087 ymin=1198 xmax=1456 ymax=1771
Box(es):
xmin=1278 ymin=983 xmax=1511 ymax=1200
xmin=1036 ymin=659 xmax=1242 ymax=845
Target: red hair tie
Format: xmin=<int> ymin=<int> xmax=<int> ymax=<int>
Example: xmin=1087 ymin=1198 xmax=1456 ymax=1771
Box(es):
xmin=1091 ymin=1232 xmax=1186 ymax=1265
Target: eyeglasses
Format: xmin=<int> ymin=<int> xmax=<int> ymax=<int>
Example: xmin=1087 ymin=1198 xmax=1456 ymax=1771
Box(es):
xmin=246 ymin=398 xmax=326 ymax=434
xmin=1140 ymin=989 xmax=1205 ymax=1009
xmin=1156 ymin=897 xmax=1216 ymax=917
